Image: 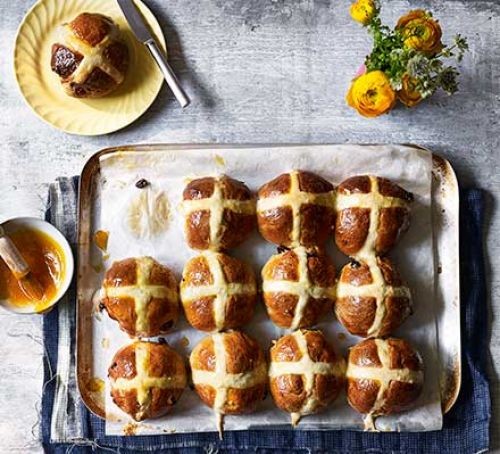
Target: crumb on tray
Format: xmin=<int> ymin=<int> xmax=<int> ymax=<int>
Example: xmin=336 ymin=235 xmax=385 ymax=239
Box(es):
xmin=94 ymin=230 xmax=109 ymax=252
xmin=214 ymin=154 xmax=226 ymax=167
xmin=88 ymin=377 xmax=105 ymax=393
xmin=123 ymin=422 xmax=138 ymax=436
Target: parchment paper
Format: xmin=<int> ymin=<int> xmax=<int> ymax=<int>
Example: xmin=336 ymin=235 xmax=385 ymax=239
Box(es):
xmin=93 ymin=144 xmax=441 ymax=436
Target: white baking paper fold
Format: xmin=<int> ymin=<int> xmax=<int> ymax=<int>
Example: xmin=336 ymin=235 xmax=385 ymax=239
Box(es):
xmin=92 ymin=144 xmax=441 ymax=435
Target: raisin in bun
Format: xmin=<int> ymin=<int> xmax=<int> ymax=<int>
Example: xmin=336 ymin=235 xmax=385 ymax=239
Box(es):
xmin=257 ymin=171 xmax=335 ymax=249
xmin=190 ymin=331 xmax=267 ymax=434
xmin=269 ymin=330 xmax=345 ymax=425
xmin=181 ymin=175 xmax=255 ymax=250
xmin=101 ymin=257 xmax=179 ymax=338
xmin=335 ymin=257 xmax=412 ymax=338
xmin=262 ymin=247 xmax=336 ymax=330
xmin=180 ymin=251 xmax=257 ymax=332
xmin=346 ymin=338 xmax=424 ymax=430
xmin=108 ymin=341 xmax=187 ymax=421
xmin=335 ymin=176 xmax=413 ymax=258
xmin=51 ymin=13 xmax=129 ymax=98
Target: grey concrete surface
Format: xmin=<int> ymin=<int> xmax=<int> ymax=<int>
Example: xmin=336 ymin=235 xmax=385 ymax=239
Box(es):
xmin=0 ymin=0 xmax=498 ymax=452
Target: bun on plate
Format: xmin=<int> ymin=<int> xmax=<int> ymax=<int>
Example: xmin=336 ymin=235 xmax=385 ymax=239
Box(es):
xmin=51 ymin=13 xmax=129 ymax=98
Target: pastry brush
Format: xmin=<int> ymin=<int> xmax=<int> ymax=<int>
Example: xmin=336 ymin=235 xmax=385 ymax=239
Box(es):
xmin=0 ymin=225 xmax=44 ymax=301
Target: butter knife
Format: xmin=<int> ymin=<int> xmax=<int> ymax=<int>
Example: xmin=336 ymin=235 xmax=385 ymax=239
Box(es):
xmin=117 ymin=0 xmax=190 ymax=108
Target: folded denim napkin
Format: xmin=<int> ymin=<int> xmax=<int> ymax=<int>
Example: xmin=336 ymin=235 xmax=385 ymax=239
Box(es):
xmin=41 ymin=177 xmax=490 ymax=453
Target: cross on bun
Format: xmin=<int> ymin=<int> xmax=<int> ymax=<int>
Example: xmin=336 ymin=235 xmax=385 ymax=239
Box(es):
xmin=101 ymin=257 xmax=179 ymax=338
xmin=262 ymin=247 xmax=336 ymax=330
xmin=180 ymin=251 xmax=257 ymax=332
xmin=181 ymin=175 xmax=256 ymax=251
xmin=190 ymin=331 xmax=267 ymax=435
xmin=51 ymin=13 xmax=129 ymax=98
xmin=108 ymin=341 xmax=187 ymax=421
xmin=335 ymin=175 xmax=413 ymax=258
xmin=257 ymin=171 xmax=335 ymax=249
xmin=269 ymin=330 xmax=345 ymax=425
xmin=346 ymin=338 xmax=424 ymax=431
xmin=335 ymin=257 xmax=412 ymax=338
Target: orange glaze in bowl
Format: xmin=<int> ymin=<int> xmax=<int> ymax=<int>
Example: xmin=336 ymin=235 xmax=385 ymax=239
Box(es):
xmin=0 ymin=227 xmax=66 ymax=313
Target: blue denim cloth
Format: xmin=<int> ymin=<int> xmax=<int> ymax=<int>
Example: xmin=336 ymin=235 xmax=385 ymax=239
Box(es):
xmin=41 ymin=181 xmax=490 ymax=454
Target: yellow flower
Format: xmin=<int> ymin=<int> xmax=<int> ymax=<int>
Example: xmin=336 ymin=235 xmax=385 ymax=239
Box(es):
xmin=346 ymin=70 xmax=396 ymax=118
xmin=350 ymin=0 xmax=376 ymax=25
xmin=398 ymin=74 xmax=422 ymax=107
xmin=397 ymin=10 xmax=442 ymax=55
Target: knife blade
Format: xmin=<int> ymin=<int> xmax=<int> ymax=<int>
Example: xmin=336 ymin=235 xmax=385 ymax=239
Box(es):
xmin=117 ymin=0 xmax=190 ymax=107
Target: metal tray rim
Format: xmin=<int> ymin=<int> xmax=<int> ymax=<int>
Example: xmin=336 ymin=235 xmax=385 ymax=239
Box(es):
xmin=76 ymin=143 xmax=461 ymax=422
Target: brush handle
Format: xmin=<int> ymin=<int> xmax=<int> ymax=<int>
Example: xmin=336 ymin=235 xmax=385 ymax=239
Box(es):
xmin=0 ymin=225 xmax=30 ymax=278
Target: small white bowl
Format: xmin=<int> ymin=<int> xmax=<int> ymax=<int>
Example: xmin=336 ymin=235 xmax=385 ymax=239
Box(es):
xmin=0 ymin=217 xmax=74 ymax=314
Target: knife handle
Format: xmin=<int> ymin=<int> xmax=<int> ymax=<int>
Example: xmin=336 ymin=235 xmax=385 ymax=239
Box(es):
xmin=146 ymin=39 xmax=190 ymax=108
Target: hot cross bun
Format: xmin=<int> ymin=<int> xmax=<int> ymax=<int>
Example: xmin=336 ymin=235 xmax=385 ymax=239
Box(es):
xmin=269 ymin=330 xmax=345 ymax=425
xmin=108 ymin=341 xmax=187 ymax=421
xmin=262 ymin=247 xmax=336 ymax=330
xmin=335 ymin=175 xmax=413 ymax=258
xmin=257 ymin=171 xmax=335 ymax=249
xmin=346 ymin=338 xmax=424 ymax=430
xmin=180 ymin=251 xmax=257 ymax=332
xmin=51 ymin=13 xmax=129 ymax=98
xmin=190 ymin=331 xmax=267 ymax=434
xmin=335 ymin=257 xmax=412 ymax=338
xmin=101 ymin=257 xmax=179 ymax=338
xmin=181 ymin=175 xmax=256 ymax=251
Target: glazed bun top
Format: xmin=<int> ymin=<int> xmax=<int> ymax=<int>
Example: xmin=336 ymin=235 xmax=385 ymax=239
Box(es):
xmin=108 ymin=341 xmax=187 ymax=421
xmin=51 ymin=13 xmax=129 ymax=98
xmin=180 ymin=251 xmax=257 ymax=332
xmin=346 ymin=338 xmax=424 ymax=430
xmin=181 ymin=175 xmax=256 ymax=251
xmin=335 ymin=256 xmax=412 ymax=338
xmin=101 ymin=257 xmax=179 ymax=338
xmin=189 ymin=331 xmax=267 ymax=433
xmin=335 ymin=175 xmax=413 ymax=258
xmin=257 ymin=170 xmax=335 ymax=249
xmin=269 ymin=329 xmax=345 ymax=425
xmin=261 ymin=247 xmax=336 ymax=330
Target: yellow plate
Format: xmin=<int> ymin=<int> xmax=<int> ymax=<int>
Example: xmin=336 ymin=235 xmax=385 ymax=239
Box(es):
xmin=14 ymin=0 xmax=166 ymax=136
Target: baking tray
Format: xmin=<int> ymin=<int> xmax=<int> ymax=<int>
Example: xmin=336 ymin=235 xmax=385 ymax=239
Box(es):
xmin=76 ymin=144 xmax=461 ymax=422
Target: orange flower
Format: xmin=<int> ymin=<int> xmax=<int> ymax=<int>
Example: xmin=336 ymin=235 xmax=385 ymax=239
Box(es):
xmin=350 ymin=0 xmax=376 ymax=25
xmin=346 ymin=70 xmax=396 ymax=118
xmin=397 ymin=10 xmax=442 ymax=55
xmin=398 ymin=74 xmax=422 ymax=107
